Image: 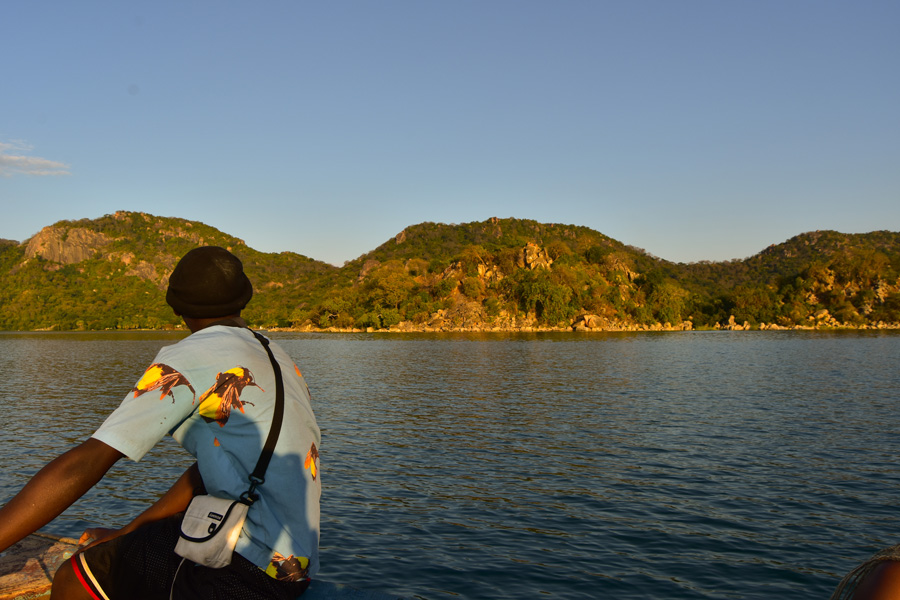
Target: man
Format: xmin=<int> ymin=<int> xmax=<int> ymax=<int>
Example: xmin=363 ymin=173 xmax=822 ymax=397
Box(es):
xmin=0 ymin=246 xmax=320 ymax=599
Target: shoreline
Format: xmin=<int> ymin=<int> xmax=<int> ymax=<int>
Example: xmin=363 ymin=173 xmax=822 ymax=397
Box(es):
xmin=267 ymin=321 xmax=900 ymax=334
xmin=11 ymin=318 xmax=900 ymax=334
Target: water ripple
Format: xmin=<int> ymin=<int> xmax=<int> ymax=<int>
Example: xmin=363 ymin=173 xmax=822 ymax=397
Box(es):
xmin=2 ymin=330 xmax=899 ymax=599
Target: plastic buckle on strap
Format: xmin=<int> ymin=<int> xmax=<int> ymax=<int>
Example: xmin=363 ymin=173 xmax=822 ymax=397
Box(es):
xmin=241 ymin=475 xmax=265 ymax=505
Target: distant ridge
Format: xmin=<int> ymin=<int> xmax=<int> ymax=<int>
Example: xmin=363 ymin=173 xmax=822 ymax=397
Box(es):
xmin=0 ymin=211 xmax=898 ymax=331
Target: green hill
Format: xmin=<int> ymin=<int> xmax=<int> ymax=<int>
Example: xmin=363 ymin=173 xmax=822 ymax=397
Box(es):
xmin=0 ymin=211 xmax=336 ymax=330
xmin=1 ymin=212 xmax=898 ymax=331
xmin=672 ymin=230 xmax=900 ymax=328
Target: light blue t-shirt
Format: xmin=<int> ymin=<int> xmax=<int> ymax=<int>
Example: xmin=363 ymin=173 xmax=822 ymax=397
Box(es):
xmin=93 ymin=324 xmax=321 ymax=580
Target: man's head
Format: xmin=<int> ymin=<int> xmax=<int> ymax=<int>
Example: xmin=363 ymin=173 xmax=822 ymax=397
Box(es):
xmin=166 ymin=246 xmax=253 ymax=318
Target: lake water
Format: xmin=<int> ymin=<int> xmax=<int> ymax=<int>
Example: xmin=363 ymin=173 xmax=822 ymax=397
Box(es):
xmin=1 ymin=330 xmax=899 ymax=599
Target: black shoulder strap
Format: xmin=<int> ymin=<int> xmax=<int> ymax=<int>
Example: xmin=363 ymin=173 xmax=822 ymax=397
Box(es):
xmin=242 ymin=331 xmax=285 ymax=504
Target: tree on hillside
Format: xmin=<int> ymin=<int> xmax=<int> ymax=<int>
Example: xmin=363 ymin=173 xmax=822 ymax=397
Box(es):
xmin=504 ymin=269 xmax=574 ymax=325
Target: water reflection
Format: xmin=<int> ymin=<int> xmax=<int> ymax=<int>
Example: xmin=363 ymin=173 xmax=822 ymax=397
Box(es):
xmin=1 ymin=331 xmax=899 ymax=599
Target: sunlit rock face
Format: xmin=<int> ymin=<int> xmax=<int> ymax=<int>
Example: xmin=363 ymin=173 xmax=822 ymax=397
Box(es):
xmin=24 ymin=226 xmax=111 ymax=264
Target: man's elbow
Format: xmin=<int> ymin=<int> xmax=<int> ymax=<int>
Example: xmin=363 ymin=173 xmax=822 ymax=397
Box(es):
xmin=62 ymin=438 xmax=125 ymax=484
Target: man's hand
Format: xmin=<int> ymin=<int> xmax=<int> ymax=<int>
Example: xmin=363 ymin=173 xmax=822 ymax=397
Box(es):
xmin=77 ymin=527 xmax=120 ymax=552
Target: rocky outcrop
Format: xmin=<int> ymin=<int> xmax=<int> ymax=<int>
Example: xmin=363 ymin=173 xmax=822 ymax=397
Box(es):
xmin=24 ymin=227 xmax=111 ymax=264
xmin=124 ymin=260 xmax=160 ymax=282
xmin=519 ymin=242 xmax=553 ymax=270
xmin=572 ymin=314 xmax=609 ymax=331
xmin=812 ymin=309 xmax=841 ymax=327
xmin=571 ymin=313 xmax=693 ymax=332
xmin=717 ymin=315 xmax=751 ymax=331
xmin=476 ymin=262 xmax=504 ymax=283
xmin=357 ymin=259 xmax=381 ymax=281
xmin=105 ymin=251 xmax=176 ymax=288
xmin=607 ymin=255 xmax=639 ymax=282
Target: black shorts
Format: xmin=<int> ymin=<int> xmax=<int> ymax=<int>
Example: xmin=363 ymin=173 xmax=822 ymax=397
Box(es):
xmin=70 ymin=514 xmax=309 ymax=600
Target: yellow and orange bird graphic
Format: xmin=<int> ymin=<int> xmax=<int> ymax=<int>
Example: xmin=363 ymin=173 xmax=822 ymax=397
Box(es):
xmin=132 ymin=364 xmax=196 ymax=403
xmin=304 ymin=443 xmax=319 ymax=481
xmin=198 ymin=366 xmax=262 ymax=427
xmin=265 ymin=552 xmax=310 ymax=582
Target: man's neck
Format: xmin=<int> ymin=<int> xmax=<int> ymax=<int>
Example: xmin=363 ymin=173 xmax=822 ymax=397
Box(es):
xmin=183 ymin=314 xmax=246 ymax=333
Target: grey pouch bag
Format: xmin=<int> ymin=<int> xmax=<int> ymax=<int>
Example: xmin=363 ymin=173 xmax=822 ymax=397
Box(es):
xmin=175 ymin=495 xmax=250 ymax=568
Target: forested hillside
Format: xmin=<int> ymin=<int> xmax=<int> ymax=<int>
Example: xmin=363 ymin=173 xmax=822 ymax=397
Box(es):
xmin=0 ymin=212 xmax=336 ymax=330
xmin=1 ymin=212 xmax=899 ymax=331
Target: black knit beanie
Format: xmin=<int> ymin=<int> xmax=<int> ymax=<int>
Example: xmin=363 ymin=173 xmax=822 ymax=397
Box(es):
xmin=166 ymin=246 xmax=253 ymax=318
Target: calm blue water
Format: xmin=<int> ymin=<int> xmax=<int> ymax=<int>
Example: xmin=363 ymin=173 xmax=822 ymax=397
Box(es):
xmin=1 ymin=330 xmax=899 ymax=599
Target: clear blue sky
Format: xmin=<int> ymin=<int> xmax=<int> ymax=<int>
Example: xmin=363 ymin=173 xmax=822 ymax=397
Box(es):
xmin=2 ymin=1 xmax=898 ymax=266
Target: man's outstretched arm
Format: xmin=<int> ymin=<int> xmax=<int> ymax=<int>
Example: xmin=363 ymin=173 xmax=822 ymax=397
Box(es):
xmin=0 ymin=437 xmax=124 ymax=552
